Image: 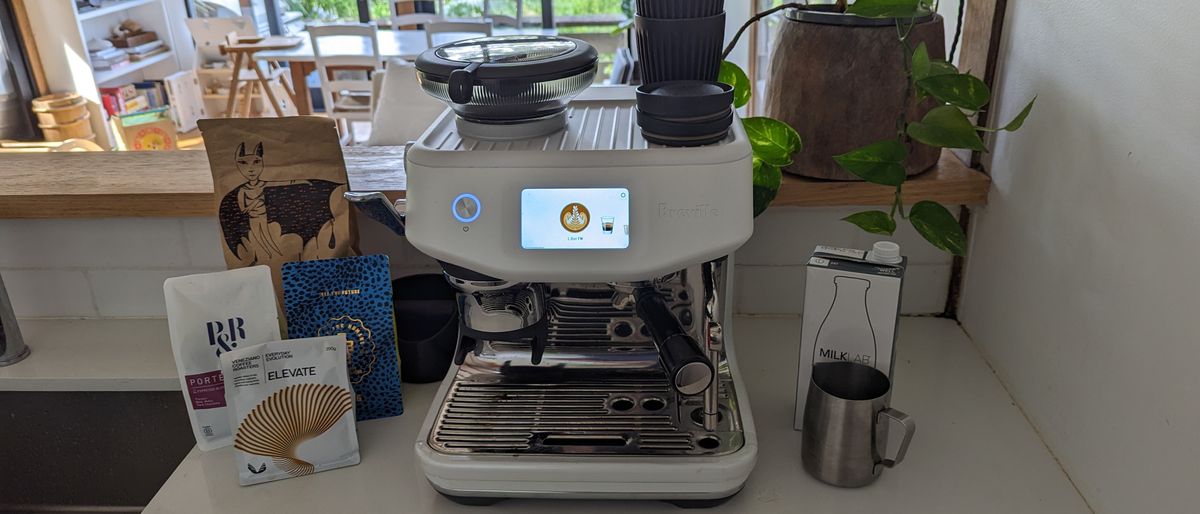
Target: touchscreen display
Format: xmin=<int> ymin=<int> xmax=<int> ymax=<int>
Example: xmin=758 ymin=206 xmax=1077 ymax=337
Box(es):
xmin=521 ymin=188 xmax=630 ymax=250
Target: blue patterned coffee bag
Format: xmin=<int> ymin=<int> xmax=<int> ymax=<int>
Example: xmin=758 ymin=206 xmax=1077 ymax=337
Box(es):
xmin=282 ymin=254 xmax=403 ymax=420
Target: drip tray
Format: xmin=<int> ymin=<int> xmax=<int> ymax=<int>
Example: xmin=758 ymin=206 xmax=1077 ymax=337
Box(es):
xmin=428 ymin=379 xmax=741 ymax=456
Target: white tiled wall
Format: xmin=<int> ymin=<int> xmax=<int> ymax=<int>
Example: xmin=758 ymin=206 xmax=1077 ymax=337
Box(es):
xmin=0 ymin=209 xmax=954 ymax=318
xmin=0 ymin=218 xmax=222 ymax=318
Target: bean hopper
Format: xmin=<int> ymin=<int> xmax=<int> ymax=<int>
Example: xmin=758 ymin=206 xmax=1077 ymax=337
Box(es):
xmin=351 ymin=36 xmax=757 ymax=506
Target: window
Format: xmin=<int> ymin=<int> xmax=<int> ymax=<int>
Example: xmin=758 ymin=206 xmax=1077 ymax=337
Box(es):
xmin=280 ymin=0 xmax=365 ymax=22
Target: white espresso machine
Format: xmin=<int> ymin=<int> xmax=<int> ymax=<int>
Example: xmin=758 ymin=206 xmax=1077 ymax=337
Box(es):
xmin=350 ymin=87 xmax=757 ymax=506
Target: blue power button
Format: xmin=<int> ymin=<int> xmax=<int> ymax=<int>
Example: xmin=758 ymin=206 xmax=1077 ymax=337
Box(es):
xmin=452 ymin=193 xmax=481 ymax=223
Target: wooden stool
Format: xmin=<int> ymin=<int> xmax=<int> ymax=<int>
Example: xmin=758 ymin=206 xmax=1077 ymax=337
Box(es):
xmin=220 ymin=34 xmax=303 ymax=118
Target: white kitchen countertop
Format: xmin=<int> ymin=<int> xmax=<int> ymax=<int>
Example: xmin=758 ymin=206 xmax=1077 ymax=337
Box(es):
xmin=0 ymin=319 xmax=178 ymax=391
xmin=144 ymin=317 xmax=1089 ymax=513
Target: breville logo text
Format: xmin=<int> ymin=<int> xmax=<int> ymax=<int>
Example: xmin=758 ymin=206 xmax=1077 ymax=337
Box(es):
xmin=658 ymin=203 xmax=719 ymax=218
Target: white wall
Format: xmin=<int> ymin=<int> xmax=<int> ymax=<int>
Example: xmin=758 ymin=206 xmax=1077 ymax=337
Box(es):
xmin=958 ymin=2 xmax=1200 ymax=513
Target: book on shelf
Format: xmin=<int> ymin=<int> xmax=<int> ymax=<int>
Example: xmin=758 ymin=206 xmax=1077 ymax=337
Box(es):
xmin=123 ymin=39 xmax=165 ymax=55
xmin=130 ymin=46 xmax=170 ymax=61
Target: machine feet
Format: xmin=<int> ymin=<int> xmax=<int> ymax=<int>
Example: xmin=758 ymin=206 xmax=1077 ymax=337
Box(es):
xmin=663 ymin=490 xmax=741 ymax=509
xmin=437 ymin=490 xmax=742 ymax=508
xmin=438 ymin=493 xmax=505 ymax=506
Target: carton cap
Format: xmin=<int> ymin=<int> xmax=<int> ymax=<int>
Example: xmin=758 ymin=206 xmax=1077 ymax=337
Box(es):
xmin=866 ymin=241 xmax=902 ymax=264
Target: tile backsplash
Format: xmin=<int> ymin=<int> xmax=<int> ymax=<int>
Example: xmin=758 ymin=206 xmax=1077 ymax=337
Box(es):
xmin=0 ymin=208 xmax=955 ymax=318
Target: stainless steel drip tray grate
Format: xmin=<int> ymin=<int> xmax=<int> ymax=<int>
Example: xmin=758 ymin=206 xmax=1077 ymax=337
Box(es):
xmin=429 ymin=380 xmax=738 ymax=456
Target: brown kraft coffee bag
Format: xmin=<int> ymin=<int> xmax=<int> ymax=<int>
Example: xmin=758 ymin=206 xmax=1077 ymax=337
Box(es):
xmin=198 ymin=117 xmax=358 ymax=292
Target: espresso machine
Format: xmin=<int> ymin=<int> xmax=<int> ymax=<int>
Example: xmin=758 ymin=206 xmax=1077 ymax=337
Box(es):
xmin=349 ymin=86 xmax=757 ymax=506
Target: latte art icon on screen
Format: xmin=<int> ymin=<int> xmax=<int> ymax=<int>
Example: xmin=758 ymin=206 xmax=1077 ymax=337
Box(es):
xmin=560 ymin=203 xmax=590 ymax=233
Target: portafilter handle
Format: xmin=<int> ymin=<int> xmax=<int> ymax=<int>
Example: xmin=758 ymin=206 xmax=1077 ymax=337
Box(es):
xmin=634 ymin=286 xmax=714 ymax=396
xmin=344 ymin=191 xmax=406 ymax=237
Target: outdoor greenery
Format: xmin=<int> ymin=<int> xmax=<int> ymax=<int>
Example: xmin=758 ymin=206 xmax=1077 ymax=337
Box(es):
xmin=283 ymin=0 xmax=627 ymax=22
xmin=726 ymin=0 xmax=1035 ymax=256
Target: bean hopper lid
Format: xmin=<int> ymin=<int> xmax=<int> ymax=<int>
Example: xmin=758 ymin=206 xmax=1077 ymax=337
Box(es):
xmin=415 ymin=35 xmax=599 ymax=140
xmin=415 ymin=35 xmax=597 ymax=82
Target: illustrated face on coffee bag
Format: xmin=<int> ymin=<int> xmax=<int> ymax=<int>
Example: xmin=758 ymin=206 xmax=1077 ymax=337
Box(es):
xmin=198 ymin=117 xmax=358 ymax=295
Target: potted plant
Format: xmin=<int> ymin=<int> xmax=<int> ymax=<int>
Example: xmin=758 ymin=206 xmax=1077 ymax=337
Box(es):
xmin=723 ymin=0 xmax=1035 ymax=256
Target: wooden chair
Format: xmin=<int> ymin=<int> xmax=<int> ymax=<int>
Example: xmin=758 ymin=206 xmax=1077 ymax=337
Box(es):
xmin=388 ymin=1 xmax=445 ymax=30
xmin=390 ymin=12 xmax=445 ymax=30
xmin=483 ymin=0 xmax=525 ymax=28
xmin=220 ymin=32 xmax=299 ymax=118
xmin=309 ymin=23 xmax=381 ymax=145
xmin=425 ymin=20 xmax=494 ymax=47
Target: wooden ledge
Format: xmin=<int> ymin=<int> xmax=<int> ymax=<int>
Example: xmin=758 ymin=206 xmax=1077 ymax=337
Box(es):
xmin=0 ymin=146 xmax=406 ymax=219
xmin=773 ymin=150 xmax=991 ymax=207
xmin=0 ymin=147 xmax=986 ymax=219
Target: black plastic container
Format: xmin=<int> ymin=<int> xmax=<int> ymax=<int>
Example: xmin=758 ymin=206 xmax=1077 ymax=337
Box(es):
xmin=393 ymin=274 xmax=459 ymax=384
xmin=636 ymin=81 xmax=733 ymax=118
xmin=635 ymin=12 xmax=726 ymax=84
xmin=637 ymin=107 xmax=732 ymax=137
xmin=636 ymin=0 xmax=724 ymax=19
xmin=642 ymin=128 xmax=729 ymax=147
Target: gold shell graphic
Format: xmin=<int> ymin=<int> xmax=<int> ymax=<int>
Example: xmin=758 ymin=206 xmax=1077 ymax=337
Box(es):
xmin=560 ymin=202 xmax=590 ymax=233
xmin=234 ymin=383 xmax=354 ymax=477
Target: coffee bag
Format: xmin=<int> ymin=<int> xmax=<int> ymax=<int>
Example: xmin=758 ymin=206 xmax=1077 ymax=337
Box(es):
xmin=281 ymin=254 xmax=403 ymax=420
xmin=221 ymin=335 xmax=360 ymax=486
xmin=198 ymin=117 xmax=358 ymax=297
xmin=164 ymin=266 xmax=280 ymax=450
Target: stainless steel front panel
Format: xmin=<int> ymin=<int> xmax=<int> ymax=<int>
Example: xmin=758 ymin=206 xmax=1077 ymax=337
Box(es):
xmin=428 ymin=264 xmax=745 ymax=456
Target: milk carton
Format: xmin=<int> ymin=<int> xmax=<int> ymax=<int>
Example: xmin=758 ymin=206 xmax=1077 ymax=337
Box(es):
xmin=794 ymin=242 xmax=906 ymax=430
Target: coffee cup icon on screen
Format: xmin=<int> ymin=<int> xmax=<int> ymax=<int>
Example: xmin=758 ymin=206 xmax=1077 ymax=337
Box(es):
xmin=601 ymin=217 xmax=615 ymax=234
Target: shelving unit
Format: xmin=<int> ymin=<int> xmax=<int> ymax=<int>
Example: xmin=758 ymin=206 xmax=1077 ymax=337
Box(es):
xmin=76 ymin=0 xmax=159 ymax=21
xmin=93 ymin=50 xmax=176 ymax=85
xmin=19 ymin=0 xmax=192 ymax=148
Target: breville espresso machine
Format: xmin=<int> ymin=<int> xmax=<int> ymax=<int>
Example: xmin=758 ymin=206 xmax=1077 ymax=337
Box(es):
xmin=350 ymin=85 xmax=757 ymax=506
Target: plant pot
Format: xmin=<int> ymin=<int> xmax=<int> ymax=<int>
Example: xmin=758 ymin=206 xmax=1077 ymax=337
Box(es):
xmin=764 ymin=7 xmax=945 ymax=180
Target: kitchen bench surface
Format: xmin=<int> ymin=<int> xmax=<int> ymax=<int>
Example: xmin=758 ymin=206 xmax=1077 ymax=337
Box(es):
xmin=144 ymin=317 xmax=1088 ymax=513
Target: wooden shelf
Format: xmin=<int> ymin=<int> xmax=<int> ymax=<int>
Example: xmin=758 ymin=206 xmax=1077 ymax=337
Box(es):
xmin=77 ymin=0 xmax=157 ymax=21
xmin=773 ymin=150 xmax=990 ymax=207
xmin=0 ymin=146 xmax=406 ymax=219
xmin=0 ymin=147 xmax=986 ymax=219
xmin=93 ymin=50 xmax=175 ymax=85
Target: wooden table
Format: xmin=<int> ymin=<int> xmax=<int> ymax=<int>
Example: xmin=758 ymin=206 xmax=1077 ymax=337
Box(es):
xmin=256 ymin=27 xmax=557 ymax=115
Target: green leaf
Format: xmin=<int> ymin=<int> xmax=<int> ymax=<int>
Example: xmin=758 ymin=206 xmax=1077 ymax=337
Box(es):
xmin=1001 ymin=96 xmax=1036 ymax=131
xmin=908 ymin=201 xmax=967 ymax=256
xmin=752 ymin=159 xmax=782 ymax=217
xmin=846 ymin=0 xmax=925 ymax=18
xmin=611 ymin=18 xmax=634 ymax=34
xmin=719 ymin=61 xmax=752 ymax=109
xmin=927 ymin=61 xmax=959 ymax=77
xmin=833 ymin=140 xmax=908 ymax=186
xmin=906 ymin=105 xmax=987 ymax=151
xmin=843 ymin=211 xmax=897 ymax=236
xmin=911 ymin=42 xmax=931 ymax=81
xmin=742 ymin=117 xmax=802 ymax=167
xmin=916 ymin=73 xmax=991 ymax=111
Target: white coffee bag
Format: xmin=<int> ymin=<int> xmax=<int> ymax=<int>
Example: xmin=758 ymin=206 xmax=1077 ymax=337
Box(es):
xmin=221 ymin=335 xmax=360 ymax=486
xmin=164 ymin=266 xmax=280 ymax=450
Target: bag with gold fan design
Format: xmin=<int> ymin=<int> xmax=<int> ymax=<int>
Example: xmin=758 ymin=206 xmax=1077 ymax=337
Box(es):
xmin=220 ymin=335 xmax=360 ymax=485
